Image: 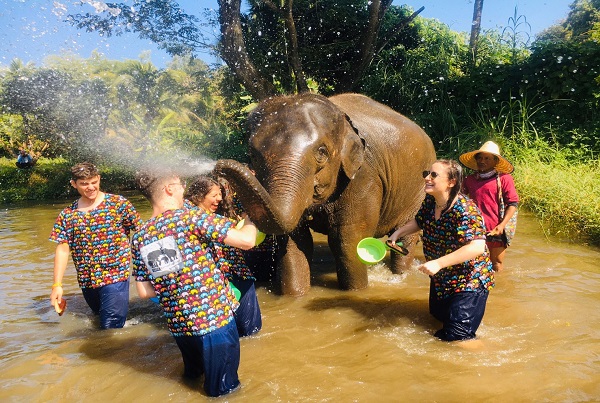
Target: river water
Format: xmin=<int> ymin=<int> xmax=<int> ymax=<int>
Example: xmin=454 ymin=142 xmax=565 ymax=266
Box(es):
xmin=1 ymin=196 xmax=599 ymax=402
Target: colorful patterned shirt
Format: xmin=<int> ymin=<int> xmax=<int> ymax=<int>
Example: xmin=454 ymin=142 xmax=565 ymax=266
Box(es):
xmin=132 ymin=208 xmax=239 ymax=337
xmin=185 ymin=200 xmax=254 ymax=281
xmin=49 ymin=193 xmax=141 ymax=289
xmin=213 ymin=217 xmax=255 ymax=281
xmin=415 ymin=194 xmax=494 ymax=299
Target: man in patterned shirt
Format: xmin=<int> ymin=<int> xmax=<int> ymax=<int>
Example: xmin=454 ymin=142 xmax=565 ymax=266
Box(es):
xmin=132 ymin=168 xmax=257 ymax=397
xmin=49 ymin=162 xmax=141 ymax=329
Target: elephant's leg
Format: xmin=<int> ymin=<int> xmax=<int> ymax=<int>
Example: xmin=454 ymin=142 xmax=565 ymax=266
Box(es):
xmin=328 ymin=233 xmax=369 ymax=291
xmin=275 ymin=224 xmax=314 ymax=296
xmin=390 ymin=233 xmax=420 ymax=274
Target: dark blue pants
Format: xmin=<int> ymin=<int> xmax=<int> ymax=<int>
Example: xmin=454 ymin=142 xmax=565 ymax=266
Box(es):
xmin=174 ymin=320 xmax=241 ymax=397
xmin=81 ymin=280 xmax=129 ymax=329
xmin=231 ymin=278 xmax=262 ymax=337
xmin=429 ymin=281 xmax=488 ymax=342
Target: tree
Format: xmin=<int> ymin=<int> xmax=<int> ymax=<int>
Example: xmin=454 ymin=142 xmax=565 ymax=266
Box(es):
xmin=68 ymin=0 xmax=422 ymax=100
xmin=469 ymin=0 xmax=484 ymax=64
xmin=0 ymin=64 xmax=111 ymax=161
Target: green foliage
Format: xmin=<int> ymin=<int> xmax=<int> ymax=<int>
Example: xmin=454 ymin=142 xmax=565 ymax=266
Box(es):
xmin=0 ymin=54 xmax=240 ymax=166
xmin=0 ymin=65 xmax=111 ymax=160
xmin=511 ymin=149 xmax=600 ymax=245
xmin=241 ymin=1 xmax=420 ymax=94
xmin=0 ymin=158 xmax=136 ymax=204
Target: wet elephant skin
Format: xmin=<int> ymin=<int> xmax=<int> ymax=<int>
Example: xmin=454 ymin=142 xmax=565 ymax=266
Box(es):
xmin=215 ymin=93 xmax=436 ymax=296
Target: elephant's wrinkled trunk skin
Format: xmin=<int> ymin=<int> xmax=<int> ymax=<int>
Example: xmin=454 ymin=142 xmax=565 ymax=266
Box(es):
xmin=214 ymin=159 xmax=297 ymax=235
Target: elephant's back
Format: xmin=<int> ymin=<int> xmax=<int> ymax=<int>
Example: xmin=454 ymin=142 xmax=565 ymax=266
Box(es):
xmin=329 ymin=93 xmax=431 ymax=148
xmin=329 ymin=93 xmax=436 ymax=234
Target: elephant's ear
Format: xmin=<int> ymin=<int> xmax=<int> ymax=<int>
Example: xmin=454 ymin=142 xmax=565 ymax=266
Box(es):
xmin=340 ymin=116 xmax=365 ymax=180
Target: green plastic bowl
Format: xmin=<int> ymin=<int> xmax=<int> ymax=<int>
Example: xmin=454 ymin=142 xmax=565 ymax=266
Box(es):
xmin=229 ymin=282 xmax=241 ymax=301
xmin=356 ymin=237 xmax=387 ymax=265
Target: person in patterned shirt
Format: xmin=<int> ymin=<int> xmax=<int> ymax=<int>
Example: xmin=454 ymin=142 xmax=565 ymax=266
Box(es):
xmin=49 ymin=162 xmax=141 ymax=329
xmin=388 ymin=159 xmax=494 ymax=342
xmin=186 ymin=175 xmax=262 ymax=337
xmin=133 ymin=168 xmax=257 ymax=397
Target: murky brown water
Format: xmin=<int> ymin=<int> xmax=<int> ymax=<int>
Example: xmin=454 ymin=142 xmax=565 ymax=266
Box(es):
xmin=1 ymin=195 xmax=599 ymax=402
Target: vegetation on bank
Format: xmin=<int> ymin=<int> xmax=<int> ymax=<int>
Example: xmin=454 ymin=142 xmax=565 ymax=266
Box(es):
xmin=509 ymin=146 xmax=600 ymax=245
xmin=0 ymin=158 xmax=136 ymax=202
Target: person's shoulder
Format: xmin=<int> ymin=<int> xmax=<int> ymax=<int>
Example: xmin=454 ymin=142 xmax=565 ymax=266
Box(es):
xmin=59 ymin=199 xmax=79 ymax=214
xmin=107 ymin=193 xmax=136 ymax=204
xmin=457 ymin=193 xmax=480 ymax=211
xmin=105 ymin=193 xmax=124 ymax=200
xmin=498 ymin=173 xmax=516 ymax=182
xmin=457 ymin=193 xmax=473 ymax=204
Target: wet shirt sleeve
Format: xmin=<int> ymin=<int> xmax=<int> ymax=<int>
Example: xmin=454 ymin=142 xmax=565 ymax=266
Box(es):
xmin=501 ymin=174 xmax=519 ymax=205
xmin=115 ymin=195 xmax=142 ymax=235
xmin=49 ymin=202 xmax=78 ymax=244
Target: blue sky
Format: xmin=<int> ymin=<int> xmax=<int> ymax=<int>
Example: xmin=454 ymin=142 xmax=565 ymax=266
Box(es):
xmin=0 ymin=0 xmax=572 ymax=69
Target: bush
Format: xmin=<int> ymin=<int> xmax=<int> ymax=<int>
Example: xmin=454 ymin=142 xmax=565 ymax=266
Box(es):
xmin=0 ymin=158 xmax=137 ymax=204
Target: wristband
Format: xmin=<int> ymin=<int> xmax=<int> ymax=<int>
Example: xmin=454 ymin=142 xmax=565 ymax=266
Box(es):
xmin=52 ymin=282 xmax=62 ymax=288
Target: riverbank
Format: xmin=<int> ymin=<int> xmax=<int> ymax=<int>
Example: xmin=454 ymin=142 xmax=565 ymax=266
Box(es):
xmin=1 ymin=156 xmax=598 ymax=246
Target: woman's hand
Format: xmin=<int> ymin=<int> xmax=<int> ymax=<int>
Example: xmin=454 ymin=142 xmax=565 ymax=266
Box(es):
xmin=388 ymin=219 xmax=419 ymax=244
xmin=417 ymin=260 xmax=442 ymax=276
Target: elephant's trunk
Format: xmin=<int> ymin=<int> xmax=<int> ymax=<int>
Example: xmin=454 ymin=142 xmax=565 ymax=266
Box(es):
xmin=214 ymin=159 xmax=302 ymax=235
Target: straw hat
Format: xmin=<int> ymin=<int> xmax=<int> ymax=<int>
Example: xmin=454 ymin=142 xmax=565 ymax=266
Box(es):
xmin=459 ymin=141 xmax=514 ymax=174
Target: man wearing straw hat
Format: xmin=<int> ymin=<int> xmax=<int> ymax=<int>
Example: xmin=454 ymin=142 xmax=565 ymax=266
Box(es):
xmin=460 ymin=141 xmax=519 ymax=272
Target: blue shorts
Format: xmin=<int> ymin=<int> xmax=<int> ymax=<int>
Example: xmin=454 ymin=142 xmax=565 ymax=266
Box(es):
xmin=428 ymin=281 xmax=488 ymax=342
xmin=174 ymin=320 xmax=241 ymax=397
xmin=231 ymin=278 xmax=262 ymax=337
xmin=81 ymin=280 xmax=129 ymax=329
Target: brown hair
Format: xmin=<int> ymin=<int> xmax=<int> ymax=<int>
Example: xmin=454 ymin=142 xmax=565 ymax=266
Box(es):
xmin=136 ymin=169 xmax=177 ymax=202
xmin=185 ymin=175 xmax=220 ymax=208
xmin=215 ymin=176 xmax=240 ymax=219
xmin=70 ymin=162 xmax=99 ymax=181
xmin=435 ymin=159 xmax=464 ymax=212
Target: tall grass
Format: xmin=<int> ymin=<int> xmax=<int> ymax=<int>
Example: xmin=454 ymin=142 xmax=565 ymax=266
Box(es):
xmin=449 ymin=94 xmax=600 ymax=245
xmin=509 ymin=144 xmax=600 ymax=245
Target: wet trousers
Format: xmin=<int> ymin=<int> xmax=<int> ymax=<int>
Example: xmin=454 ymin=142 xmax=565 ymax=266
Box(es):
xmin=81 ymin=280 xmax=129 ymax=329
xmin=429 ymin=281 xmax=488 ymax=342
xmin=174 ymin=320 xmax=241 ymax=397
xmin=231 ymin=277 xmax=262 ymax=337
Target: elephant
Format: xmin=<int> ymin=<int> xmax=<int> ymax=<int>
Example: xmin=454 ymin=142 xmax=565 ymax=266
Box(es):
xmin=214 ymin=93 xmax=436 ymax=296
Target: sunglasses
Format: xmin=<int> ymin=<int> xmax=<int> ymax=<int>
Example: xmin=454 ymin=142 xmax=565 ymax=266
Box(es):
xmin=167 ymin=180 xmax=187 ymax=188
xmin=422 ymin=170 xmax=444 ymax=179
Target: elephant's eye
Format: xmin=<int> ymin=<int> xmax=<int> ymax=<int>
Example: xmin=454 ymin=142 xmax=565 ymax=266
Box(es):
xmin=315 ymin=146 xmax=329 ymax=164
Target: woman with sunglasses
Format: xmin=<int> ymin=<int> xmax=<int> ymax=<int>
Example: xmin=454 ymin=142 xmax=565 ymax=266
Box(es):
xmin=388 ymin=160 xmax=494 ymax=342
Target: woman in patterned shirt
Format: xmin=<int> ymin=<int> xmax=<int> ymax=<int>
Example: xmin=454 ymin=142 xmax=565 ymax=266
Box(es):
xmin=186 ymin=175 xmax=262 ymax=337
xmin=388 ymin=159 xmax=494 ymax=342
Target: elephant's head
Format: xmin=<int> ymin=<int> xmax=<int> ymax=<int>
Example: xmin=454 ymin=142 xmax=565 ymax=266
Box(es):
xmin=215 ymin=93 xmax=365 ymax=234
